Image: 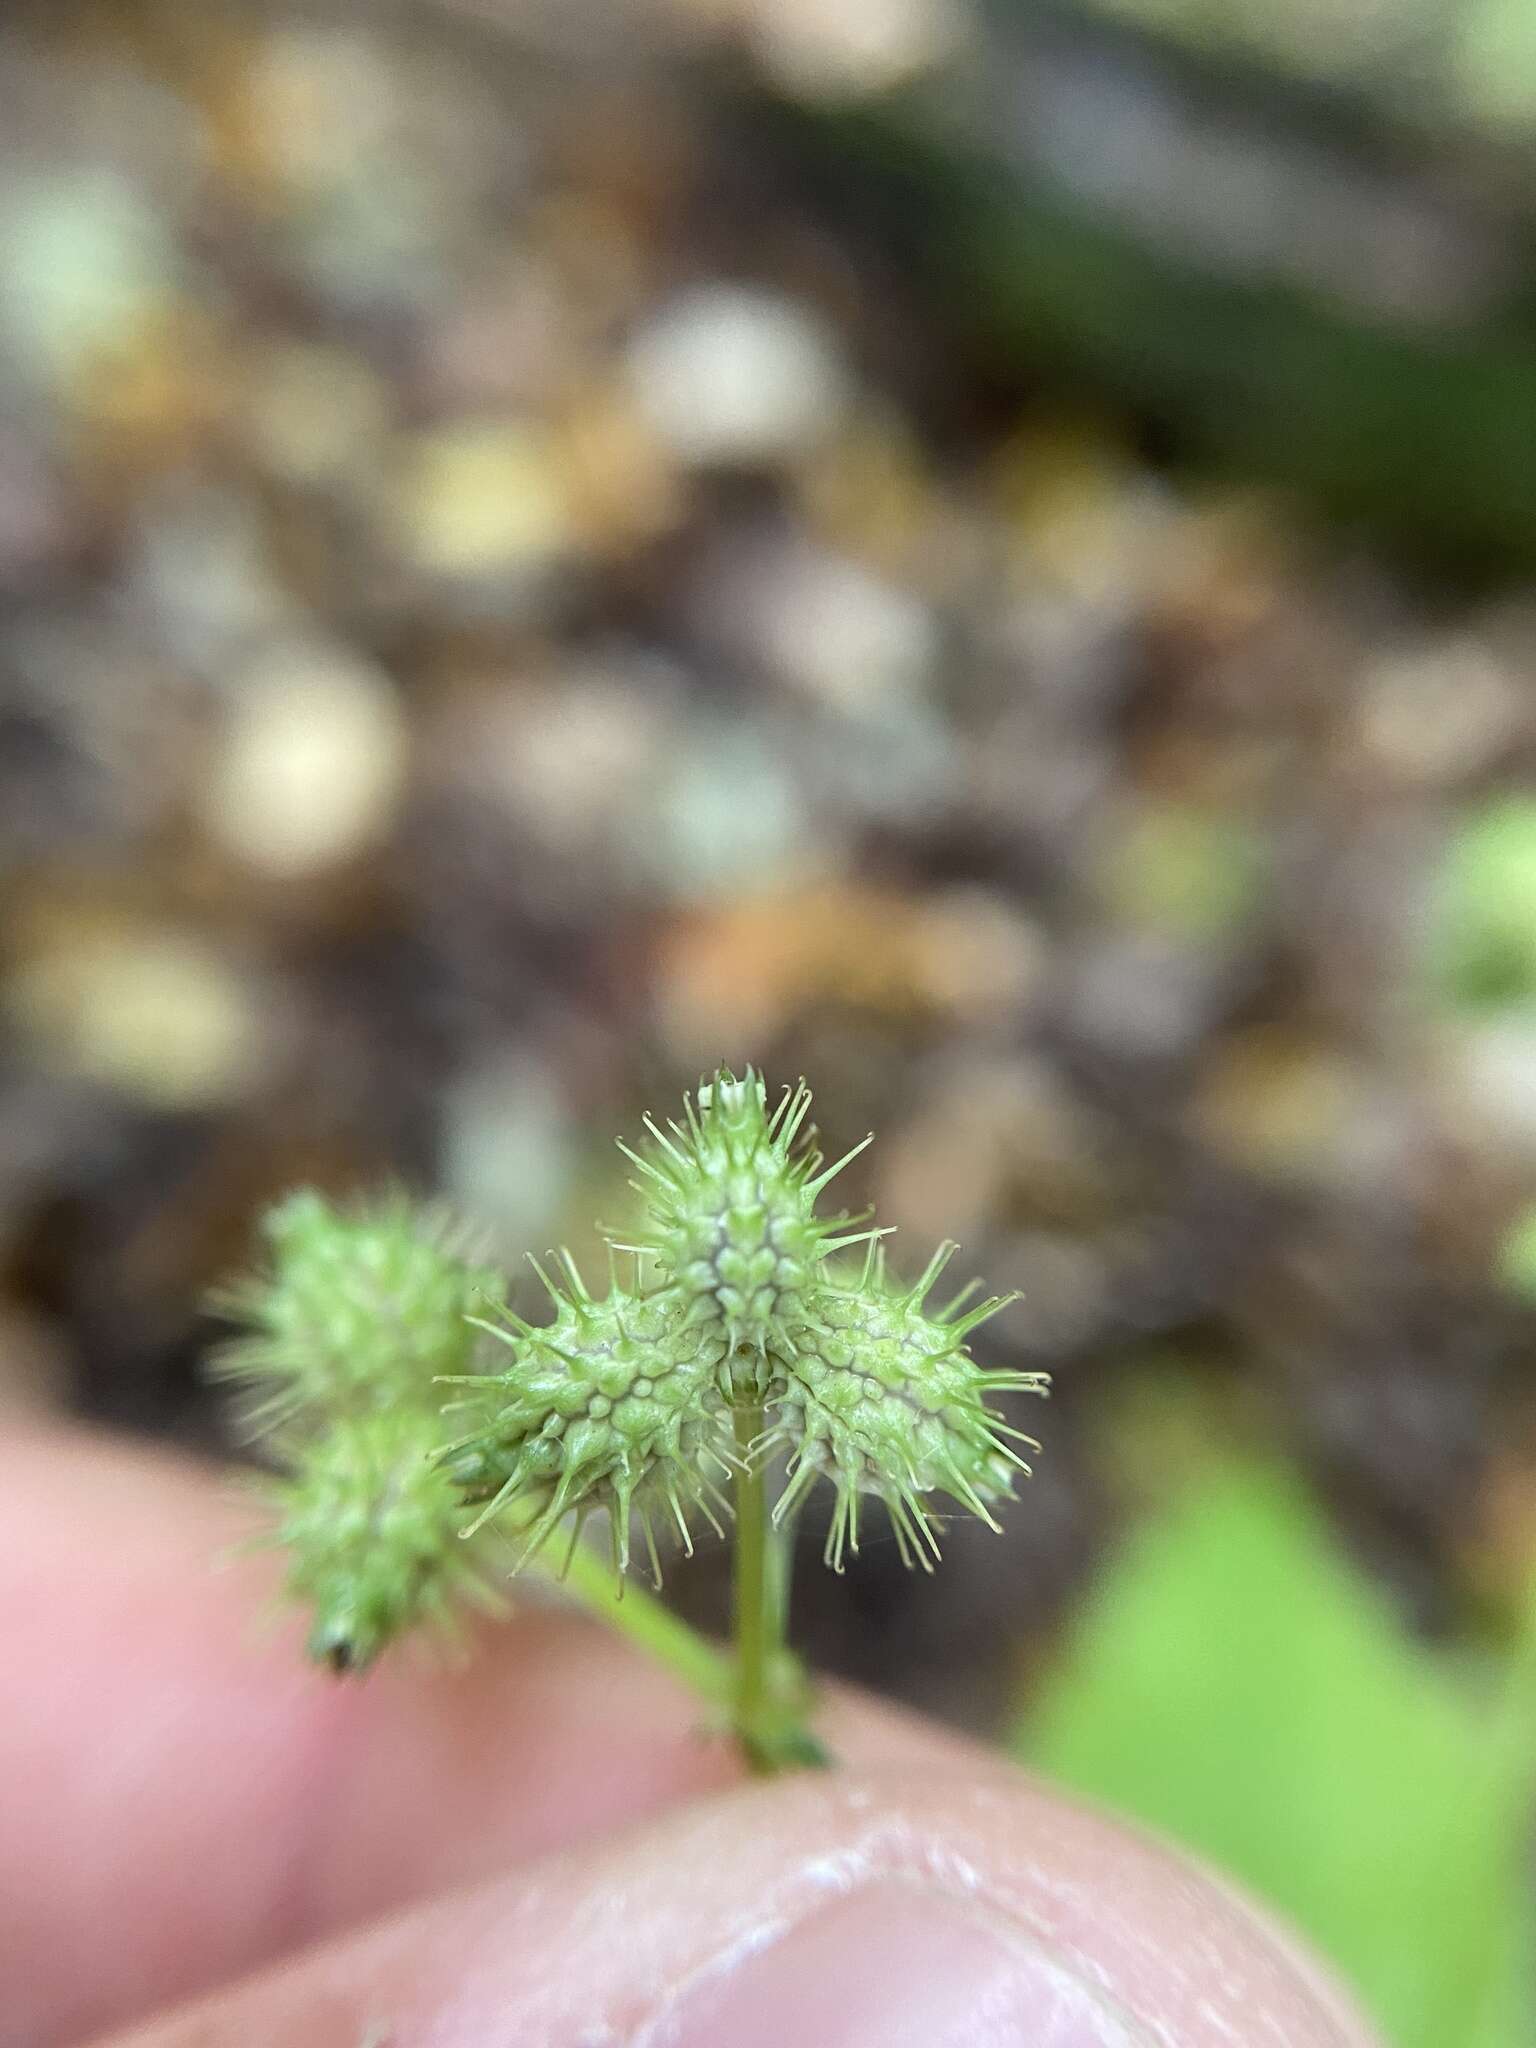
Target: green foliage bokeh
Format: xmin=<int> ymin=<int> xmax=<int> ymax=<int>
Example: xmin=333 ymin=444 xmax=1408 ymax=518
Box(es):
xmin=1018 ymin=1460 xmax=1536 ymax=2048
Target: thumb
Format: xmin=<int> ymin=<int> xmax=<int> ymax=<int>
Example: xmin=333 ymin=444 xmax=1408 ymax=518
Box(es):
xmin=102 ymin=1757 xmax=1379 ymax=2048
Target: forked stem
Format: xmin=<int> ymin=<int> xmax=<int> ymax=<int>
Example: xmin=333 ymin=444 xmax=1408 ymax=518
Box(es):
xmin=530 ymin=1425 xmax=826 ymax=1773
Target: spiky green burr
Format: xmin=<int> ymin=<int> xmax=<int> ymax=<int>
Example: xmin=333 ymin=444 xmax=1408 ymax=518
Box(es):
xmin=209 ymin=1070 xmax=1051 ymax=1763
xmin=616 ymin=1068 xmax=874 ymax=1359
xmin=268 ymin=1408 xmax=505 ymax=1672
xmin=212 ymin=1190 xmax=508 ymax=1668
xmin=211 ymin=1189 xmax=500 ymax=1433
xmin=439 ymin=1252 xmax=735 ymax=1580
xmin=767 ymin=1242 xmax=1046 ymax=1571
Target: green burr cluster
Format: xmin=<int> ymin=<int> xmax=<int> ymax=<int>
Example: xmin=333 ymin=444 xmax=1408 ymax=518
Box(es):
xmin=213 ymin=1069 xmax=1048 ymax=1674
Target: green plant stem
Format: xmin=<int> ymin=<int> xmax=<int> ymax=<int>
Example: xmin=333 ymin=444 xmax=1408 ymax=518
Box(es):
xmin=731 ymin=1398 xmax=828 ymax=1773
xmin=501 ymin=1440 xmax=827 ymax=1772
xmin=733 ymin=1399 xmax=772 ymax=1744
xmin=549 ymin=1538 xmax=731 ymax=1706
xmin=765 ymin=1499 xmax=797 ymax=1650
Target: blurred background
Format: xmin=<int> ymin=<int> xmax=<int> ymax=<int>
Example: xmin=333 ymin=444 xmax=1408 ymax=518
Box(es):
xmin=6 ymin=2 xmax=1536 ymax=2039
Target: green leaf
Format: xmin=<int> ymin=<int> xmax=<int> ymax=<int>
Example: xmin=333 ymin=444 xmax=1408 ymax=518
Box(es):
xmin=1431 ymin=797 xmax=1536 ymax=1014
xmin=1016 ymin=1460 xmax=1536 ymax=2048
xmin=1496 ymin=1203 xmax=1536 ymax=1303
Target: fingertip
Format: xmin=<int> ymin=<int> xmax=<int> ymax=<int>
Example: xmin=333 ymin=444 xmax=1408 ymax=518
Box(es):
xmin=0 ymin=1428 xmax=740 ymax=2044
xmin=100 ymin=1762 xmax=1380 ymax=2048
xmin=3 ymin=1429 xmax=1379 ymax=2048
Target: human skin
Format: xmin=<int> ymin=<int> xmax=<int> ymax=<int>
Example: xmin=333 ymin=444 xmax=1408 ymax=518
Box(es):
xmin=0 ymin=1425 xmax=1379 ymax=2048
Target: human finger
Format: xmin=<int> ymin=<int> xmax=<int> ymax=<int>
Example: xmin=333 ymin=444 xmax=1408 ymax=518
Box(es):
xmin=97 ymin=1754 xmax=1380 ymax=2048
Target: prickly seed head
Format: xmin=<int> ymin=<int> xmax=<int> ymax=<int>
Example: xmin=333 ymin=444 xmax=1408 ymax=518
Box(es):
xmin=768 ymin=1242 xmax=1046 ymax=1571
xmin=616 ymin=1067 xmax=874 ymax=1356
xmin=211 ymin=1189 xmax=500 ymax=1434
xmin=211 ymin=1068 xmax=1050 ymax=1676
xmin=271 ymin=1408 xmax=505 ymax=1673
xmin=438 ymin=1252 xmax=735 ymax=1581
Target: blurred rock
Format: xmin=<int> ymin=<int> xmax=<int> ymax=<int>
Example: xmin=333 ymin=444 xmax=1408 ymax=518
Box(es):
xmin=242 ymin=26 xmax=404 ymax=198
xmin=552 ymin=377 xmax=682 ymax=553
xmin=911 ymin=887 xmax=1049 ymax=1023
xmin=0 ymin=611 xmax=196 ymax=859
xmin=7 ymin=921 xmax=267 ymax=1110
xmin=199 ymin=639 xmax=409 ymax=879
xmin=625 ymin=283 xmax=849 ymax=467
xmin=0 ymin=170 xmax=180 ymax=392
xmin=1194 ymin=1027 xmax=1421 ymax=1194
xmin=244 ymin=343 xmax=393 ymax=489
xmin=442 ymin=1050 xmax=576 ymax=1257
xmin=656 ymin=881 xmax=1045 ymax=1054
xmin=992 ymin=415 xmax=1172 ymax=612
xmin=693 ymin=530 xmax=938 ymax=711
xmin=1349 ymin=635 xmax=1527 ymax=789
xmin=880 ymin=1052 xmax=1117 ymax=1244
xmin=795 ymin=407 xmax=945 ymax=582
xmin=122 ymin=485 xmax=295 ymax=670
xmin=393 ymin=419 xmax=575 ymax=579
xmin=0 ymin=427 xmax=70 ymax=582
xmin=442 ymin=658 xmax=681 ymax=874
xmin=644 ymin=713 xmax=824 ymax=901
xmin=1438 ymin=1017 xmax=1536 ymax=1157
xmin=708 ymin=0 xmax=965 ymax=99
xmin=1062 ymin=932 xmax=1233 ymax=1064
